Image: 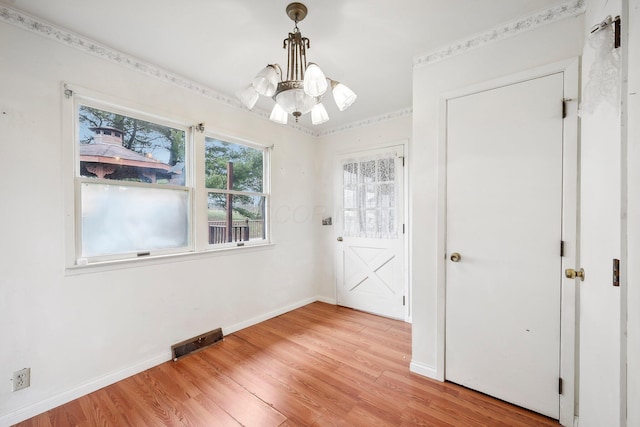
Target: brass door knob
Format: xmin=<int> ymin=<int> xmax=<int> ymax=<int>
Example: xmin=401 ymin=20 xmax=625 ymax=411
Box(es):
xmin=450 ymin=252 xmax=461 ymax=262
xmin=565 ymin=268 xmax=585 ymax=281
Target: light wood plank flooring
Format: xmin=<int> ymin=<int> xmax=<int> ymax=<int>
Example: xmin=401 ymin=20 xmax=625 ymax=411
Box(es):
xmin=16 ymin=302 xmax=560 ymax=426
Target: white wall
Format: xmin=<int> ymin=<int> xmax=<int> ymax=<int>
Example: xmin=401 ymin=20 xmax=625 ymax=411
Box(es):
xmin=411 ymin=2 xmax=640 ymax=425
xmin=5 ymin=2 xmax=636 ymax=426
xmin=578 ymin=0 xmax=627 ymax=425
xmin=0 ymin=21 xmax=323 ymax=425
xmin=626 ymin=0 xmax=640 ymax=424
xmin=315 ymin=117 xmax=413 ymax=304
xmin=410 ymin=15 xmax=584 ymax=380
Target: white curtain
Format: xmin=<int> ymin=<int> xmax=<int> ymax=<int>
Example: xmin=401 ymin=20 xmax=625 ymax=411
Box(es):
xmin=342 ymin=152 xmax=398 ymax=239
xmin=580 ymin=19 xmax=621 ymax=116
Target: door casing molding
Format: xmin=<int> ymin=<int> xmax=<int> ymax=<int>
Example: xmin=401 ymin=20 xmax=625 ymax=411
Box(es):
xmin=434 ymin=58 xmax=580 ymax=426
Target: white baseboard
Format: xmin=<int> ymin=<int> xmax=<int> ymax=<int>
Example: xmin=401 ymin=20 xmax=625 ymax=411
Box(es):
xmin=0 ymin=352 xmax=170 ymax=427
xmin=315 ymin=295 xmax=336 ymax=305
xmin=409 ymin=360 xmax=442 ymax=381
xmin=0 ymin=296 xmax=331 ymax=427
xmin=223 ymin=296 xmax=327 ymax=334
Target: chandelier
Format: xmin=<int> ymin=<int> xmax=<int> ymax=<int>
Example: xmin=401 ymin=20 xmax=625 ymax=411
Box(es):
xmin=236 ymin=2 xmax=357 ymax=125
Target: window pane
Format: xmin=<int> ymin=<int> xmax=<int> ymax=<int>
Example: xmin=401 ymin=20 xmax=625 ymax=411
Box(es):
xmin=378 ymin=158 xmax=395 ymax=182
xmin=342 ymin=153 xmax=397 ymax=239
xmin=378 ymin=183 xmax=395 ymax=208
xmin=344 ymin=210 xmax=358 ymax=236
xmin=343 ymin=162 xmax=358 ymax=187
xmin=208 ymin=193 xmax=266 ymax=244
xmin=365 ymin=209 xmax=378 ymax=235
xmin=365 ymin=184 xmax=376 ymax=208
xmin=380 ymin=208 xmax=396 ymax=235
xmin=359 ymin=160 xmax=376 ymax=184
xmin=344 ymin=187 xmax=358 ymax=209
xmin=78 ymin=105 xmax=186 ymax=185
xmin=80 ymin=182 xmax=189 ymax=257
xmin=205 ymin=138 xmax=263 ymax=192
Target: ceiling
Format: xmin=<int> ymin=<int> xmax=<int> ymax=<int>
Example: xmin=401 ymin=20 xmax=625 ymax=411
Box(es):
xmin=3 ymin=0 xmax=570 ymax=133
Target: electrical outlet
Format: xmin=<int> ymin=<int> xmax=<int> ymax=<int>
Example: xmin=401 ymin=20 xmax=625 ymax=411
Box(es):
xmin=12 ymin=368 xmax=30 ymax=392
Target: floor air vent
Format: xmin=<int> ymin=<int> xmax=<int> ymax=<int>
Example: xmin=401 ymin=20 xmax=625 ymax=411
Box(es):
xmin=171 ymin=328 xmax=223 ymax=361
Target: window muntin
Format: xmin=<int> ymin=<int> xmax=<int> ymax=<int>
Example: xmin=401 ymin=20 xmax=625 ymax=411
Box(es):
xmin=205 ymin=137 xmax=268 ymax=246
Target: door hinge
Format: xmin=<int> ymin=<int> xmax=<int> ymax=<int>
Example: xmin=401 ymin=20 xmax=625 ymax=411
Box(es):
xmin=403 ymin=296 xmax=406 ymax=306
xmin=561 ymin=98 xmax=575 ymax=119
xmin=613 ymin=258 xmax=620 ymax=287
xmin=614 ymin=15 xmax=621 ymax=49
xmin=402 ymin=224 xmax=405 ymax=234
xmin=399 ymin=156 xmax=405 ymax=167
xmin=559 ymin=377 xmax=563 ymax=394
xmin=591 ymin=15 xmax=621 ymax=48
xmin=560 ymin=240 xmax=564 ymax=257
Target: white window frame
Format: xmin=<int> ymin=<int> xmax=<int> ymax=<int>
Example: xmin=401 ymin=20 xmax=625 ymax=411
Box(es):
xmin=62 ymin=84 xmax=272 ymax=270
xmin=201 ymin=131 xmax=271 ymax=250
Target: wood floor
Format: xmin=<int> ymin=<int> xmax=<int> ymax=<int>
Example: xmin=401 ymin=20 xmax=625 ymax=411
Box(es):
xmin=16 ymin=302 xmax=560 ymax=426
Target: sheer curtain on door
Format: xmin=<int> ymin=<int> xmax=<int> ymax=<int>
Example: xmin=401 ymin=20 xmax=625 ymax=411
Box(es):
xmin=342 ymin=151 xmax=398 ymax=239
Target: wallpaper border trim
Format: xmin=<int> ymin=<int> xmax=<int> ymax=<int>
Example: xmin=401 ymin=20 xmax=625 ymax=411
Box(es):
xmin=413 ymin=0 xmax=586 ymax=68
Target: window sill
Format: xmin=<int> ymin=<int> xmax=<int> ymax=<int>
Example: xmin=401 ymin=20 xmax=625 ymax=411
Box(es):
xmin=64 ymin=242 xmax=275 ymax=276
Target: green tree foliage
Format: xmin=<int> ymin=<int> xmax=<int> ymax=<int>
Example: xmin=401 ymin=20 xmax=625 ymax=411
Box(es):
xmin=205 ymin=139 xmax=264 ymax=220
xmin=205 ymin=141 xmax=263 ymax=191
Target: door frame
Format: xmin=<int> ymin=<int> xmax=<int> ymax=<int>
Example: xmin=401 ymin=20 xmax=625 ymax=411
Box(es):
xmin=333 ymin=140 xmax=411 ymax=322
xmin=435 ymin=59 xmax=579 ymax=426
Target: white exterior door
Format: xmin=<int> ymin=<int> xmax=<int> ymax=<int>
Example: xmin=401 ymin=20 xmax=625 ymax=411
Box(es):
xmin=335 ymin=146 xmax=405 ymax=319
xmin=445 ymin=73 xmax=564 ymax=418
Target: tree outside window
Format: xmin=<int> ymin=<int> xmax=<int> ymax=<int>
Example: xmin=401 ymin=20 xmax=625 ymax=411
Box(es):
xmin=205 ymin=138 xmax=267 ymax=245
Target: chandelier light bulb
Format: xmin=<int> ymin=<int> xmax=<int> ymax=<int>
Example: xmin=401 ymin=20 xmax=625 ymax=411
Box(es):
xmin=252 ymin=65 xmax=279 ymax=97
xmin=269 ymin=103 xmax=288 ymax=124
xmin=311 ymin=103 xmax=329 ymax=125
xmin=303 ymin=63 xmax=328 ymax=97
xmin=236 ymin=85 xmax=259 ymax=110
xmin=331 ymin=80 xmax=357 ymax=111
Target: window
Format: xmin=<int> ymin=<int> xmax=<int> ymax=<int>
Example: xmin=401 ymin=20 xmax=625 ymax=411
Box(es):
xmin=205 ymin=137 xmax=268 ymax=246
xmin=76 ymin=104 xmax=190 ymax=262
xmin=68 ymin=90 xmax=271 ymax=266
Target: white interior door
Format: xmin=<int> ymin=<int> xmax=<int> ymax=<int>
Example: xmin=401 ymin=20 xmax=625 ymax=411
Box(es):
xmin=445 ymin=73 xmax=564 ymax=418
xmin=336 ymin=146 xmax=405 ymax=319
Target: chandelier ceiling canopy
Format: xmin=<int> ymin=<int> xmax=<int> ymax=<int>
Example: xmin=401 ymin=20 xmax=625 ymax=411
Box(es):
xmin=237 ymin=2 xmax=357 ymax=126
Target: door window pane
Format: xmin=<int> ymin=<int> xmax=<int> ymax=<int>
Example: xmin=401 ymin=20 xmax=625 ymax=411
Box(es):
xmin=378 ymin=158 xmax=395 ymax=182
xmin=359 ymin=160 xmax=376 ymax=184
xmin=342 ymin=153 xmax=398 ymax=239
